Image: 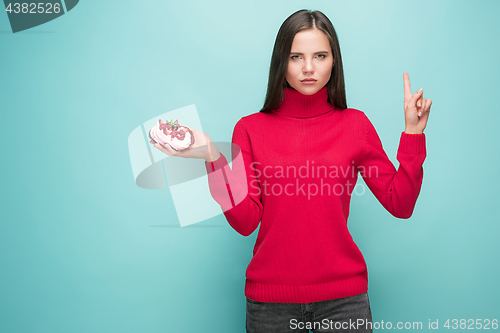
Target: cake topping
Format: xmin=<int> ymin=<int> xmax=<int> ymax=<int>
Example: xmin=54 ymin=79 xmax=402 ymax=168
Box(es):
xmin=150 ymin=118 xmax=193 ymax=151
xmin=158 ymin=119 xmax=189 ymax=141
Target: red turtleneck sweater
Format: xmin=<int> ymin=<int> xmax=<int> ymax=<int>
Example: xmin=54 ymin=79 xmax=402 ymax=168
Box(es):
xmin=205 ymin=86 xmax=426 ymax=303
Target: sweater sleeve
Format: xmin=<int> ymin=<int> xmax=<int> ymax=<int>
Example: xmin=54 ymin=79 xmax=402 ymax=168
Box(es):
xmin=204 ymin=119 xmax=263 ymax=236
xmin=357 ymin=113 xmax=426 ymax=219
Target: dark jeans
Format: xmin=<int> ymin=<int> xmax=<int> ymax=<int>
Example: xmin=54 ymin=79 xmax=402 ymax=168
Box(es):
xmin=246 ymin=292 xmax=373 ymax=333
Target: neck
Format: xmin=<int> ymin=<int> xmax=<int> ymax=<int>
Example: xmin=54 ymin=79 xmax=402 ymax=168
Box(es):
xmin=271 ymin=86 xmax=336 ymax=118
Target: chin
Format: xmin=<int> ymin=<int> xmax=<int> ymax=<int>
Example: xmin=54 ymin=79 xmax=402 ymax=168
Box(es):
xmin=293 ymin=86 xmax=321 ymax=95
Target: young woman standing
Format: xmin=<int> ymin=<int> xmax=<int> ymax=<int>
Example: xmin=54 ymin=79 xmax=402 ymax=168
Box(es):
xmin=152 ymin=9 xmax=431 ymax=333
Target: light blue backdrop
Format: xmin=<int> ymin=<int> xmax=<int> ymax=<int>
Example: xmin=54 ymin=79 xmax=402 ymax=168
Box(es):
xmin=1 ymin=0 xmax=499 ymax=332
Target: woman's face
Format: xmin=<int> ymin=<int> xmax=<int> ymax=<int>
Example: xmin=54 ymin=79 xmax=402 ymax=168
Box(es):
xmin=285 ymin=29 xmax=334 ymax=95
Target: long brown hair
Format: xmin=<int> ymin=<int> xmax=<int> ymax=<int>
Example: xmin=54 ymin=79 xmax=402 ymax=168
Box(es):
xmin=260 ymin=9 xmax=347 ymax=113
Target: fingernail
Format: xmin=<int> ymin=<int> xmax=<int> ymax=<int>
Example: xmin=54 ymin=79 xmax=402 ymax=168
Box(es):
xmin=418 ymin=88 xmax=423 ymax=93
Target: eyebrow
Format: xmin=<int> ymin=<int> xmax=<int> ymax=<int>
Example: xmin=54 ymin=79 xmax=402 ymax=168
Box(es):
xmin=290 ymin=51 xmax=330 ymax=55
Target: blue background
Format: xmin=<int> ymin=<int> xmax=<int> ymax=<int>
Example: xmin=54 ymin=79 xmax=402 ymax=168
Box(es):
xmin=1 ymin=0 xmax=499 ymax=332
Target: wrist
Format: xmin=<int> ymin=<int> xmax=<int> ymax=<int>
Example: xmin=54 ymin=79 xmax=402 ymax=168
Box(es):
xmin=205 ymin=141 xmax=221 ymax=162
xmin=404 ymin=129 xmax=423 ymax=135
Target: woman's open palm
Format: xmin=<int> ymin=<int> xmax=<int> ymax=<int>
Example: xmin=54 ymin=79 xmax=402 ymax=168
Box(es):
xmin=403 ymin=72 xmax=432 ymax=134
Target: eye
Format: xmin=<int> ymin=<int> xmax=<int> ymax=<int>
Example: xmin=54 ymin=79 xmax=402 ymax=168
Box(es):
xmin=316 ymin=54 xmax=326 ymax=59
xmin=290 ymin=55 xmax=301 ymax=60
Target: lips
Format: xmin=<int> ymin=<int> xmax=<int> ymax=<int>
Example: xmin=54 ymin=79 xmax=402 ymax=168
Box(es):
xmin=301 ymin=78 xmax=317 ymax=85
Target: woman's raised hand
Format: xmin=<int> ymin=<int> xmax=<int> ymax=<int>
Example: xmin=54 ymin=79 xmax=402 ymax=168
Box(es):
xmin=150 ymin=128 xmax=221 ymax=162
xmin=403 ymin=72 xmax=432 ymax=135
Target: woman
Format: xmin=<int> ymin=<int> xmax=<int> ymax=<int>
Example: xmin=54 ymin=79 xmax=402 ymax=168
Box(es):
xmin=152 ymin=9 xmax=431 ymax=333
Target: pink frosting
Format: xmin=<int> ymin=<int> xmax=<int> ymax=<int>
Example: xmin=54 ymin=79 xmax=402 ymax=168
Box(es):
xmin=150 ymin=122 xmax=192 ymax=150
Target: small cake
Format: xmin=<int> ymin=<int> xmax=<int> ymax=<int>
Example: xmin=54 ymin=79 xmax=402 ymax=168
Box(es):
xmin=149 ymin=119 xmax=195 ymax=151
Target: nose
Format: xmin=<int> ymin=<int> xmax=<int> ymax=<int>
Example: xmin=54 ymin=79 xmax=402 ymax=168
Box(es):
xmin=303 ymin=59 xmax=315 ymax=75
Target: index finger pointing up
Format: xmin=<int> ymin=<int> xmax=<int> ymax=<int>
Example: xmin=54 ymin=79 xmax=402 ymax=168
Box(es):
xmin=404 ymin=72 xmax=412 ymax=102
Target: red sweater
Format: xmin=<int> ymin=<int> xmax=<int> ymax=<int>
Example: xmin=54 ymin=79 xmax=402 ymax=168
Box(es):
xmin=205 ymin=86 xmax=426 ymax=303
